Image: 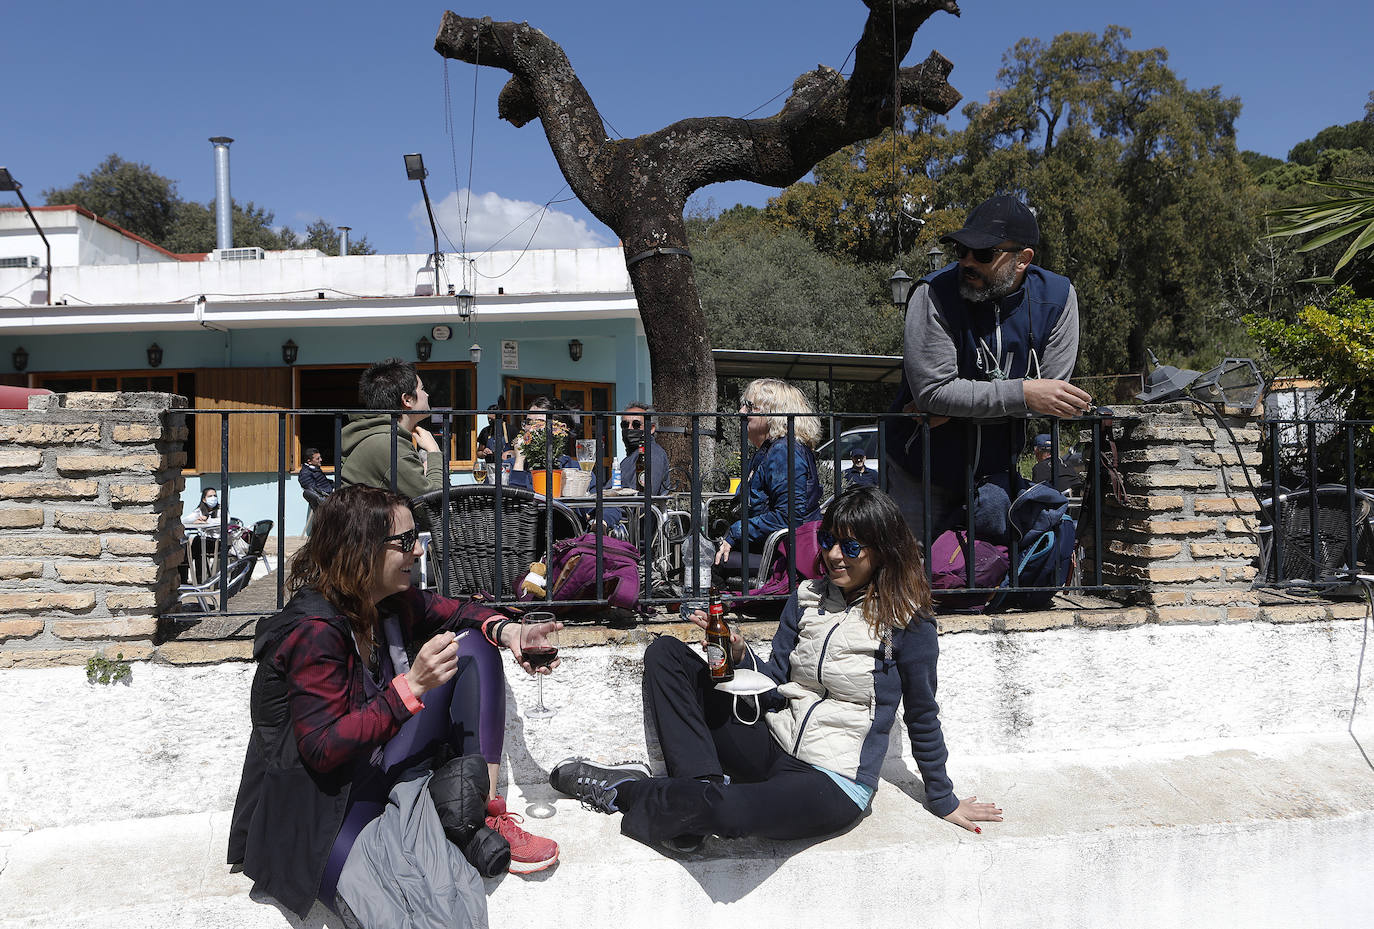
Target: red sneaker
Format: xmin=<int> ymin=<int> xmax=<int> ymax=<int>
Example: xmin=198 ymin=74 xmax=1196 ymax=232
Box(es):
xmin=486 ymin=796 xmax=559 ymax=874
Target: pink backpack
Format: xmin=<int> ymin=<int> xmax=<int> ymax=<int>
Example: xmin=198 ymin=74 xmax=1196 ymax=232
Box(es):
xmin=930 ymin=529 xmax=1010 ymax=613
xmin=518 ymin=532 xmax=643 ymax=612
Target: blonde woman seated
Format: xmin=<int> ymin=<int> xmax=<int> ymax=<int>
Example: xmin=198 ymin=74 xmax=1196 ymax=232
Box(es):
xmin=714 ymin=377 xmax=823 ymax=585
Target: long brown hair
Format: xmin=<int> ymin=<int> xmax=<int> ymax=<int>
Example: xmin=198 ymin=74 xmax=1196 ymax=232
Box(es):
xmin=287 ymin=484 xmax=410 ymax=661
xmin=819 ymin=485 xmax=932 ymax=639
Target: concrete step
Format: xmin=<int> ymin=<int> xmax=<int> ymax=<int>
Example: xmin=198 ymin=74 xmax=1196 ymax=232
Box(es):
xmin=2 ymin=733 xmax=1372 ymax=928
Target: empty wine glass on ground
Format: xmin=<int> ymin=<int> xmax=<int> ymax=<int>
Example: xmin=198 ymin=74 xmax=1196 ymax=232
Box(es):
xmin=522 ymin=611 xmax=559 ymax=719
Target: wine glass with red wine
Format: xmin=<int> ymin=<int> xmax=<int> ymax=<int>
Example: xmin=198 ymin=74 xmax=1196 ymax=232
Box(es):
xmin=522 ymin=611 xmax=559 ymax=719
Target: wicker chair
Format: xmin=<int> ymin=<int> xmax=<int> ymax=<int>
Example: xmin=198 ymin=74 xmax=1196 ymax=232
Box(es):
xmin=411 ymin=486 xmax=583 ymax=598
xmin=1257 ymin=485 xmax=1374 ymax=588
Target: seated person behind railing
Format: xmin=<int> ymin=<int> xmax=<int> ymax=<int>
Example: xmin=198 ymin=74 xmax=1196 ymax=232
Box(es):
xmin=590 ymin=402 xmax=671 ymax=536
xmin=713 ymin=378 xmax=822 ymax=584
xmin=508 ymin=396 xmax=579 ymax=490
xmin=547 ymin=486 xmax=1003 ymax=851
xmin=476 ymin=403 xmax=512 ymax=464
xmin=298 ymin=447 xmax=335 ymax=500
xmin=190 ymin=487 xmax=221 ymax=523
xmin=228 ymin=485 xmax=561 ymax=923
xmin=339 ymin=358 xmax=443 ymax=498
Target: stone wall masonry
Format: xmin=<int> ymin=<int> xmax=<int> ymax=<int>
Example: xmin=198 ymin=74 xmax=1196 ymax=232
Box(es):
xmin=1084 ymin=401 xmax=1265 ymax=611
xmin=0 ymin=392 xmax=187 ymax=657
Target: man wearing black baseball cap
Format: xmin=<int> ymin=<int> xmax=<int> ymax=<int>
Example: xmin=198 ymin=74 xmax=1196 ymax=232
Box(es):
xmin=883 ymin=194 xmax=1091 ymax=541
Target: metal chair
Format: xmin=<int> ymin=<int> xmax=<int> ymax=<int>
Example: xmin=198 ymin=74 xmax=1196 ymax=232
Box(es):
xmin=411 ymin=486 xmax=583 ymax=599
xmin=1257 ymin=485 xmax=1374 ymax=588
xmin=177 ymin=519 xmax=273 ymax=611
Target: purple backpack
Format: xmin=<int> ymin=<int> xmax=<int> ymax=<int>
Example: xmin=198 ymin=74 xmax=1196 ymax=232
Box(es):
xmin=930 ymin=529 xmax=1010 ymax=613
xmin=518 ymin=532 xmax=643 ymax=612
xmin=749 ymin=520 xmax=824 ymax=597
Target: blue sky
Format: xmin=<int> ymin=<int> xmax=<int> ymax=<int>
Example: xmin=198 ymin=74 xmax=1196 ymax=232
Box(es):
xmin=3 ymin=1 xmax=1369 ymax=256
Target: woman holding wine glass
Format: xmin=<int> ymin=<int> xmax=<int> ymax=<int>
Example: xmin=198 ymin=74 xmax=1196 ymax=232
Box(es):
xmin=228 ymin=485 xmax=563 ymax=925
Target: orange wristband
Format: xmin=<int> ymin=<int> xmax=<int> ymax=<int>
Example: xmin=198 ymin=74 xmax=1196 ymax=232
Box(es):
xmin=392 ymin=673 xmax=425 ymax=714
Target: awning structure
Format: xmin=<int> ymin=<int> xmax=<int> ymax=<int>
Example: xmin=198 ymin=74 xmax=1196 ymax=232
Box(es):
xmin=711 ymin=349 xmax=903 ymax=386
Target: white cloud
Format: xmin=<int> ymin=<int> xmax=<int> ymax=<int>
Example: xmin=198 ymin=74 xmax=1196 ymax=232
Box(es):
xmin=412 ymin=189 xmax=611 ymax=253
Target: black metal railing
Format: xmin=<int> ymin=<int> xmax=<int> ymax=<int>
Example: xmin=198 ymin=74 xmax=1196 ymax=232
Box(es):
xmin=163 ymin=406 xmax=1128 ymax=623
xmin=1258 ymin=416 xmax=1374 ymax=590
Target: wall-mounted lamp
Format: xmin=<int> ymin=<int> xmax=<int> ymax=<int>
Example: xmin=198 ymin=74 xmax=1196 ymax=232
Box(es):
xmin=469 ymin=343 xmax=482 ymax=365
xmin=888 ymin=270 xmax=913 ymax=308
xmin=281 ymin=339 xmax=299 ymax=366
xmin=147 ymin=343 xmax=164 ymax=368
xmin=416 ymin=335 xmax=433 ymax=362
xmin=12 ymin=346 xmax=28 ymax=372
xmin=568 ymin=339 xmax=583 ymax=362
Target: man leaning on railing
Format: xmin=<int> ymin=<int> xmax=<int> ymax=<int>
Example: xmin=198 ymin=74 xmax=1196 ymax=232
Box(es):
xmin=885 ymin=194 xmax=1091 ymax=540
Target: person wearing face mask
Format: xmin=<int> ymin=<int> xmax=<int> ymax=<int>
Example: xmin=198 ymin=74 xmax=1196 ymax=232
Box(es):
xmin=193 ymin=487 xmax=221 ymax=523
xmin=589 ymin=402 xmax=672 ymax=538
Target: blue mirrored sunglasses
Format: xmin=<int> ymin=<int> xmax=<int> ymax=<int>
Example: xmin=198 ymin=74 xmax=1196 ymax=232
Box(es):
xmin=382 ymin=527 xmax=419 ymax=551
xmin=818 ymin=531 xmax=865 ymax=558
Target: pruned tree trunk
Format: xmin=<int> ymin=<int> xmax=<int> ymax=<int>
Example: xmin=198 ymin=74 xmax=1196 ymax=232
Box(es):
xmin=434 ymin=1 xmax=963 ymax=468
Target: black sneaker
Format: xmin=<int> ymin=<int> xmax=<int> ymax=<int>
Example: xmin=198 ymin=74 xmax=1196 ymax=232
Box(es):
xmin=548 ymin=757 xmax=651 ymax=813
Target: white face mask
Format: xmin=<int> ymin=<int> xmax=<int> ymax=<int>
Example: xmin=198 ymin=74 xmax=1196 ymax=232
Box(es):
xmin=204 ymin=496 xmax=217 ymax=507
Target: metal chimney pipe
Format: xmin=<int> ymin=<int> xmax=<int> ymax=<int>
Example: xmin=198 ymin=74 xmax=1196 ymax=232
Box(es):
xmin=337 ymin=225 xmax=351 ymax=257
xmin=209 ymin=137 xmax=234 ymax=251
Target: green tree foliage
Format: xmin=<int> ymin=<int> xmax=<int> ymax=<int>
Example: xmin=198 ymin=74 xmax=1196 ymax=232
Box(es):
xmin=1247 ymin=287 xmax=1374 ymax=479
xmin=762 ymin=27 xmax=1260 ymax=379
xmin=42 ymin=154 xmax=370 ymax=256
xmin=299 ymin=219 xmax=376 ymax=256
xmin=160 ymin=200 xmax=297 ymax=254
xmin=935 ymin=27 xmax=1258 ymax=377
xmin=43 ymin=155 xmax=179 ymax=244
xmin=764 ymin=113 xmax=958 ymax=264
xmin=688 ymin=204 xmax=900 ymax=415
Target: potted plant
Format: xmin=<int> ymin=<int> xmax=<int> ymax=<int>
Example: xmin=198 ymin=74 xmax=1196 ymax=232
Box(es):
xmin=516 ymin=420 xmax=571 ymax=496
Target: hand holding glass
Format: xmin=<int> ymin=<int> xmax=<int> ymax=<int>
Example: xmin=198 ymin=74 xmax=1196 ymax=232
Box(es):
xmin=520 ymin=611 xmax=561 ymax=719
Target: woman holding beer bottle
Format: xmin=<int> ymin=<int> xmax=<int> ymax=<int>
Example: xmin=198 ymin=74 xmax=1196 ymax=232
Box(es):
xmin=549 ymin=486 xmax=1001 ymax=850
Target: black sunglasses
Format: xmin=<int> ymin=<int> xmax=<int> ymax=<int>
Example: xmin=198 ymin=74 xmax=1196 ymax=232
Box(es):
xmin=622 ymin=419 xmax=645 ymax=429
xmin=382 ymin=527 xmax=419 ymax=551
xmin=952 ymin=243 xmax=1022 ymax=264
xmin=818 ymin=531 xmax=865 ymax=559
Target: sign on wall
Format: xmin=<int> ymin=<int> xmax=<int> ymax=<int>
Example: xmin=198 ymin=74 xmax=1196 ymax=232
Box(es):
xmin=501 ymin=340 xmax=519 ymax=370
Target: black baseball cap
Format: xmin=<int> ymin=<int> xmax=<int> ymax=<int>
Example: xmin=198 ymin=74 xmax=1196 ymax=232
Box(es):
xmin=940 ymin=194 xmax=1040 ymax=249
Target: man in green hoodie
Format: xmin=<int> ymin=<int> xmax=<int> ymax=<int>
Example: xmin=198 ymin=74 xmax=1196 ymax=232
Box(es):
xmin=339 ymin=358 xmax=444 ymax=498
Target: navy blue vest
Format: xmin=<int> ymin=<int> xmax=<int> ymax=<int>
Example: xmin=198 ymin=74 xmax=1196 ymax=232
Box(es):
xmin=886 ymin=263 xmax=1071 ymax=491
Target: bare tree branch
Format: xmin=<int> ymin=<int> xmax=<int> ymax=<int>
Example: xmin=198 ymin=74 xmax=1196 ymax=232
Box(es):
xmin=432 ymin=1 xmax=962 ymax=463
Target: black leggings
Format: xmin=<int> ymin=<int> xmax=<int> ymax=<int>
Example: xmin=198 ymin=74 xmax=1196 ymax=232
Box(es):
xmin=615 ymin=636 xmax=862 ymax=844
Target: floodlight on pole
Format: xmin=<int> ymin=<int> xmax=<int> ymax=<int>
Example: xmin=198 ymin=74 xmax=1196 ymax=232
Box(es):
xmin=0 ymin=167 xmax=52 ymax=305
xmin=403 ymin=153 xmax=442 ymax=296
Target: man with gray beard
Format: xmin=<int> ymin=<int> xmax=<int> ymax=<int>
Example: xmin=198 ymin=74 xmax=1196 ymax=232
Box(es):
xmin=884 ymin=195 xmax=1091 ymax=542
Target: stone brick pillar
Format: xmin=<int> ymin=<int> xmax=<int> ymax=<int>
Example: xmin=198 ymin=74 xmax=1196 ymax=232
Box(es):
xmin=0 ymin=392 xmax=187 ymax=665
xmin=1087 ymin=402 xmax=1262 ymax=619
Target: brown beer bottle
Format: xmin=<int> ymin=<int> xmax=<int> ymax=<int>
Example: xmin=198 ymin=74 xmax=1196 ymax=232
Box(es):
xmin=634 ymin=444 xmax=646 ymax=488
xmin=704 ymin=587 xmax=734 ymax=682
